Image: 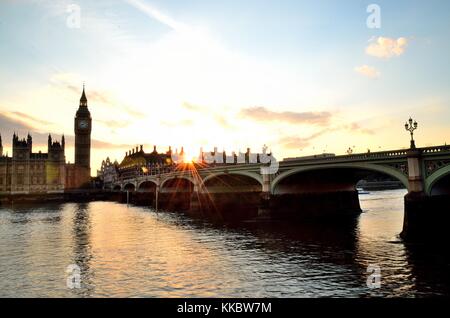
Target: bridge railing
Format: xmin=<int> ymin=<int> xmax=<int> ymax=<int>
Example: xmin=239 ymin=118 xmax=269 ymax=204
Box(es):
xmin=281 ymin=144 xmax=450 ymax=164
xmin=330 ymin=150 xmax=409 ymax=161
xmin=282 ymin=149 xmax=409 ymax=164
xmin=420 ymin=145 xmax=450 ymax=154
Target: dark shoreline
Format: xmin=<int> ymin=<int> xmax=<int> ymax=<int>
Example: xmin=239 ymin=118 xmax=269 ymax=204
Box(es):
xmin=0 ymin=191 xmax=117 ymax=205
xmin=0 ymin=186 xmax=404 ymax=206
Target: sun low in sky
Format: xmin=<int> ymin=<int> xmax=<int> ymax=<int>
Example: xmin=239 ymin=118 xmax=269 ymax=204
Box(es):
xmin=1 ymin=0 xmax=449 ymax=174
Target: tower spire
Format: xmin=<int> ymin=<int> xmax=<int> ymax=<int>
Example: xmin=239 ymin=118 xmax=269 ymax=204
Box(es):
xmin=80 ymin=83 xmax=87 ymax=107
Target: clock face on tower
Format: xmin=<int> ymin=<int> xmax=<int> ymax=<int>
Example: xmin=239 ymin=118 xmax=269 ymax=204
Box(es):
xmin=78 ymin=120 xmax=89 ymax=129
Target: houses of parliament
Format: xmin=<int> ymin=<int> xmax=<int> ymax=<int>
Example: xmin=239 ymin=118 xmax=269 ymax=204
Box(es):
xmin=0 ymin=86 xmax=92 ymax=194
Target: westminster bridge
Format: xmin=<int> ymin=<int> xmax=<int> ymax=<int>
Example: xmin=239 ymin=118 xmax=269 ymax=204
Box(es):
xmin=111 ymin=145 xmax=450 ymax=241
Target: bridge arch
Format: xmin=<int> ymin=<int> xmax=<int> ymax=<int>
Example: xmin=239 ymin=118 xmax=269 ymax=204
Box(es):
xmin=201 ymin=171 xmax=263 ymax=187
xmin=137 ymin=180 xmax=158 ymax=192
xmin=271 ymin=162 xmax=409 ymax=194
xmin=425 ymin=164 xmax=450 ymax=195
xmin=160 ymin=175 xmax=195 ymax=189
xmin=200 ymin=172 xmax=263 ymax=194
xmin=158 ymin=175 xmax=194 ymax=211
xmin=123 ymin=183 xmax=136 ymax=192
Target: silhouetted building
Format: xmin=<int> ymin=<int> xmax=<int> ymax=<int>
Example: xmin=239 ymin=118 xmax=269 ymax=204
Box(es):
xmin=0 ymin=133 xmax=65 ymax=194
xmin=116 ymin=145 xmax=173 ymax=180
xmin=97 ymin=157 xmax=119 ymax=190
xmin=65 ymin=85 xmax=92 ymax=189
xmin=0 ymin=85 xmax=93 ymax=194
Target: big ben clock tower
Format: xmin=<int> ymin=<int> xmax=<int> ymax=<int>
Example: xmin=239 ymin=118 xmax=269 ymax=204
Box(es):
xmin=74 ymin=85 xmax=92 ymax=185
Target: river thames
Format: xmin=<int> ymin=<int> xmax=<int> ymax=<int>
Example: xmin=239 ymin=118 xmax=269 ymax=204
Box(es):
xmin=0 ymin=189 xmax=449 ymax=297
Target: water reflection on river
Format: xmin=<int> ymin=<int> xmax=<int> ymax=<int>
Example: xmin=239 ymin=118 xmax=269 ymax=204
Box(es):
xmin=0 ymin=189 xmax=449 ymax=297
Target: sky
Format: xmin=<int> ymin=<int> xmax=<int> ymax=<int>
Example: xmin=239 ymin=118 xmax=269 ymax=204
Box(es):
xmin=1 ymin=0 xmax=450 ymax=175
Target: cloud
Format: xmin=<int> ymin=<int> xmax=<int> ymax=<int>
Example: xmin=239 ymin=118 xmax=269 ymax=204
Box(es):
xmin=161 ymin=119 xmax=194 ymax=127
xmin=50 ymin=73 xmax=146 ymax=118
xmin=354 ymin=65 xmax=380 ymax=79
xmin=278 ymin=136 xmax=312 ymax=149
xmin=181 ymin=101 xmax=204 ymax=112
xmin=124 ymin=0 xmax=189 ymax=33
xmin=90 ymin=139 xmax=129 ymax=149
xmin=214 ymin=115 xmax=231 ymax=128
xmin=9 ymin=111 xmax=54 ymax=126
xmin=95 ymin=119 xmax=131 ymax=129
xmin=366 ymin=37 xmax=408 ymax=59
xmin=0 ymin=112 xmax=62 ymax=146
xmin=240 ymin=106 xmax=331 ymax=125
xmin=0 ymin=112 xmax=126 ymax=150
xmin=180 ymin=101 xmax=234 ymax=128
xmin=279 ymin=129 xmax=329 ymax=149
xmin=346 ymin=122 xmax=374 ymax=135
xmin=278 ymin=121 xmax=373 ymax=150
xmin=0 ymin=112 xmax=35 ymax=134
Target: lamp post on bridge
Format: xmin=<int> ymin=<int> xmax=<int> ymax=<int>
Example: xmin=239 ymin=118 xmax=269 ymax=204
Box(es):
xmin=405 ymin=117 xmax=418 ymax=149
xmin=403 ymin=116 xmax=424 ymax=195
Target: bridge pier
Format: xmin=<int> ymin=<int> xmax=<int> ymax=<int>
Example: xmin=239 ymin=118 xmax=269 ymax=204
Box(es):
xmin=257 ymin=173 xmax=272 ymax=218
xmin=188 ymin=183 xmax=204 ymax=217
xmin=269 ymin=190 xmax=362 ymax=221
xmin=192 ymin=191 xmax=262 ymax=221
xmin=402 ymin=192 xmax=450 ymax=241
xmin=401 ymin=149 xmax=450 ymax=241
xmin=158 ymin=191 xmax=192 ymax=211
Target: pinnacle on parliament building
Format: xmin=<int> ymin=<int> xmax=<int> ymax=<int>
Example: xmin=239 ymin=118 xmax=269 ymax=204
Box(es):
xmin=0 ymin=86 xmax=92 ymax=194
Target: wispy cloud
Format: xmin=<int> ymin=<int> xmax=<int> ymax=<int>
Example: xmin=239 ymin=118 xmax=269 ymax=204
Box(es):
xmin=0 ymin=112 xmax=35 ymax=133
xmin=240 ymin=106 xmax=332 ymax=125
xmin=366 ymin=37 xmax=408 ymax=59
xmin=95 ymin=119 xmax=131 ymax=129
xmin=161 ymin=119 xmax=194 ymax=127
xmin=50 ymin=73 xmax=146 ymax=118
xmin=346 ymin=122 xmax=374 ymax=135
xmin=278 ymin=136 xmax=312 ymax=149
xmin=164 ymin=102 xmax=232 ymax=129
xmin=354 ymin=65 xmax=380 ymax=79
xmin=181 ymin=101 xmax=204 ymax=112
xmin=124 ymin=0 xmax=189 ymax=32
xmin=10 ymin=111 xmax=53 ymax=126
xmin=279 ymin=121 xmax=374 ymax=150
xmin=90 ymin=139 xmax=130 ymax=149
xmin=279 ymin=129 xmax=329 ymax=149
xmin=214 ymin=115 xmax=232 ymax=128
xmin=0 ymin=112 xmax=128 ymax=150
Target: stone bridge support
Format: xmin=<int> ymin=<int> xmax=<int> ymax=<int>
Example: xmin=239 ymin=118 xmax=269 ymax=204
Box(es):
xmin=191 ymin=172 xmax=264 ymax=221
xmin=269 ymin=168 xmax=364 ymax=221
xmin=258 ymin=173 xmax=272 ymax=218
xmin=402 ymin=149 xmax=450 ymax=241
xmin=188 ymin=179 xmax=202 ymax=215
xmin=158 ymin=176 xmax=194 ymax=211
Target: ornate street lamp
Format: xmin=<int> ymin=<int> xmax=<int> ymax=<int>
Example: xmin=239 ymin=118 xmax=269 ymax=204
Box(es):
xmin=405 ymin=117 xmax=418 ymax=149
